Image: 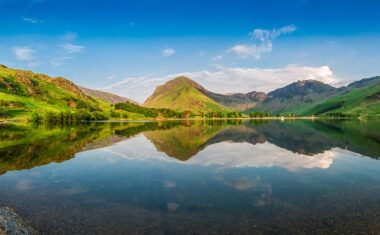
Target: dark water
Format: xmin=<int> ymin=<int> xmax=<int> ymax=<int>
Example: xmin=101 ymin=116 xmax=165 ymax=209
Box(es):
xmin=0 ymin=119 xmax=380 ymax=234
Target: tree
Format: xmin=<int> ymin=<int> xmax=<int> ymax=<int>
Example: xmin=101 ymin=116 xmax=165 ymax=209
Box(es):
xmin=30 ymin=112 xmax=42 ymax=123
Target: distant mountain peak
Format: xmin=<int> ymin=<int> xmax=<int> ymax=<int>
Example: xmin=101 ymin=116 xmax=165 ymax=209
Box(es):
xmin=163 ymin=76 xmax=204 ymax=90
xmin=294 ymin=79 xmax=326 ymax=86
xmin=79 ymin=86 xmax=138 ymax=104
xmin=347 ymin=76 xmax=380 ymax=89
xmin=268 ymin=79 xmax=336 ymax=98
xmin=144 ymin=76 xmax=228 ymax=113
xmin=171 ymin=76 xmax=193 ymax=83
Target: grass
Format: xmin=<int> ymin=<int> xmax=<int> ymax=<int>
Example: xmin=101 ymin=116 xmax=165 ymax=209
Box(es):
xmin=303 ymin=82 xmax=380 ymax=116
xmin=144 ymin=80 xmax=230 ymax=113
xmin=0 ymin=66 xmax=112 ymax=121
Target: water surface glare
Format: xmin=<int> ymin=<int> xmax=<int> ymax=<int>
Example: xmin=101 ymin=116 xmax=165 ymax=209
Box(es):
xmin=0 ymin=120 xmax=380 ymax=234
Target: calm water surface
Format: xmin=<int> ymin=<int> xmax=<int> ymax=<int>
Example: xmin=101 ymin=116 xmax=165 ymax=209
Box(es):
xmin=0 ymin=119 xmax=380 ymax=234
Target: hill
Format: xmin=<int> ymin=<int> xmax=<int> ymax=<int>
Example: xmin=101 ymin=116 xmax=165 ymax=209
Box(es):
xmin=0 ymin=65 xmax=108 ymax=120
xmin=0 ymin=65 xmax=200 ymax=121
xmin=144 ymin=76 xmax=380 ymax=117
xmin=80 ymin=86 xmax=137 ymax=104
xmin=143 ymin=76 xmax=230 ymax=113
xmin=303 ymin=76 xmax=380 ymax=116
xmin=202 ymin=90 xmax=266 ymax=111
xmin=252 ymin=80 xmax=340 ymax=115
xmin=2 ymin=64 xmax=378 ymax=119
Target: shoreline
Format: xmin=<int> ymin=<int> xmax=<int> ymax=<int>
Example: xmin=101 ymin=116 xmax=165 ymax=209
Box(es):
xmin=0 ymin=207 xmax=35 ymax=235
xmin=1 ymin=116 xmax=369 ymax=125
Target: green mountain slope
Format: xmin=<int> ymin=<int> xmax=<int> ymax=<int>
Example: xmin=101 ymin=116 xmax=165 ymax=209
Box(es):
xmin=252 ymin=80 xmax=340 ymax=115
xmin=0 ymin=65 xmax=108 ymax=120
xmin=143 ymin=76 xmax=230 ymax=113
xmin=303 ymin=77 xmax=380 ymax=116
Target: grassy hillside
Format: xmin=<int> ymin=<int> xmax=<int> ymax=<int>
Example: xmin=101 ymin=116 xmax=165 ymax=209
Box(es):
xmin=303 ymin=77 xmax=380 ymax=116
xmin=0 ymin=65 xmax=160 ymax=121
xmin=2 ymin=64 xmax=378 ymax=120
xmin=144 ymin=76 xmax=230 ymax=114
xmin=0 ymin=65 xmax=107 ymax=121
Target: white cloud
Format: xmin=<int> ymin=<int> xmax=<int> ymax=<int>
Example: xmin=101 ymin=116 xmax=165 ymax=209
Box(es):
xmin=162 ymin=48 xmax=176 ymax=57
xmin=12 ymin=46 xmax=34 ymax=61
xmin=228 ymin=43 xmax=272 ymax=59
xmin=228 ymin=24 xmax=296 ymax=59
xmin=61 ymin=43 xmax=85 ymax=53
xmin=187 ymin=142 xmax=337 ymax=171
xmin=198 ymin=51 xmax=206 ymax=56
xmin=101 ymin=135 xmax=341 ymax=172
xmin=51 ymin=56 xmax=72 ymax=67
xmin=106 ymin=74 xmax=117 ymax=80
xmin=23 ymin=17 xmax=43 ymax=24
xmin=26 ymin=62 xmax=38 ymax=67
xmin=50 ymin=32 xmax=85 ymax=66
xmin=211 ymin=55 xmax=223 ymax=61
xmin=250 ymin=24 xmax=296 ymax=42
xmin=63 ymin=32 xmax=78 ymax=41
xmin=104 ymin=64 xmax=338 ymax=103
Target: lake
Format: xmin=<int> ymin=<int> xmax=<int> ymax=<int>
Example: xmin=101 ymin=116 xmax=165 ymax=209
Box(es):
xmin=0 ymin=119 xmax=380 ymax=234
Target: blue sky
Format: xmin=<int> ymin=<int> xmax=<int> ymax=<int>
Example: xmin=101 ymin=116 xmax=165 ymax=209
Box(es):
xmin=1 ymin=0 xmax=380 ymax=102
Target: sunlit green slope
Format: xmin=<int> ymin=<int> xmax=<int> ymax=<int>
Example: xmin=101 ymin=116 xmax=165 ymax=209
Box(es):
xmin=143 ymin=76 xmax=230 ymax=114
xmin=0 ymin=65 xmax=109 ymax=120
xmin=303 ymin=77 xmax=380 ymax=116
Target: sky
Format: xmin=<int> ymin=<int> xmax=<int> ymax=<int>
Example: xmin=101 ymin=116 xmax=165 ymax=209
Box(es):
xmin=1 ymin=0 xmax=380 ymax=102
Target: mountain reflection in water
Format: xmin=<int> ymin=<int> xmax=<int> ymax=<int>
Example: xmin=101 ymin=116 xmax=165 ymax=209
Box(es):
xmin=0 ymin=119 xmax=380 ymax=234
xmin=1 ymin=119 xmax=379 ymax=174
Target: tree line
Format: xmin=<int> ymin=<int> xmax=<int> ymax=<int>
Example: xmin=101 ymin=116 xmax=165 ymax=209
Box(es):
xmin=30 ymin=110 xmax=108 ymax=124
xmin=114 ymin=102 xmax=191 ymax=118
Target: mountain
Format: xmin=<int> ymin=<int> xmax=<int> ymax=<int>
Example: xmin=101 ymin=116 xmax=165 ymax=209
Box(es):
xmin=143 ymin=76 xmax=230 ymax=113
xmin=347 ymin=76 xmax=380 ymax=89
xmin=144 ymin=76 xmax=380 ymax=116
xmin=2 ymin=64 xmax=378 ymax=119
xmin=304 ymin=76 xmax=380 ymax=116
xmin=202 ymin=90 xmax=266 ymax=111
xmin=253 ymin=80 xmax=340 ymax=114
xmin=80 ymin=86 xmax=137 ymax=104
xmin=0 ymin=65 xmax=106 ymax=120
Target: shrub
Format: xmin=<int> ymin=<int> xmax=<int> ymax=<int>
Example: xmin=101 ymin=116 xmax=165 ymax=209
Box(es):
xmin=249 ymin=111 xmax=271 ymax=118
xmin=115 ymin=101 xmax=181 ymax=118
xmin=110 ymin=110 xmax=121 ymax=118
xmin=30 ymin=112 xmax=42 ymax=123
xmin=42 ymin=111 xmax=108 ymax=124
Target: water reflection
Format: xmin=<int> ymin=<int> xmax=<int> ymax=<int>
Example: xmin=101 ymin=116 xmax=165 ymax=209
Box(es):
xmin=0 ymin=120 xmax=380 ymax=234
xmin=0 ymin=119 xmax=379 ymax=175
